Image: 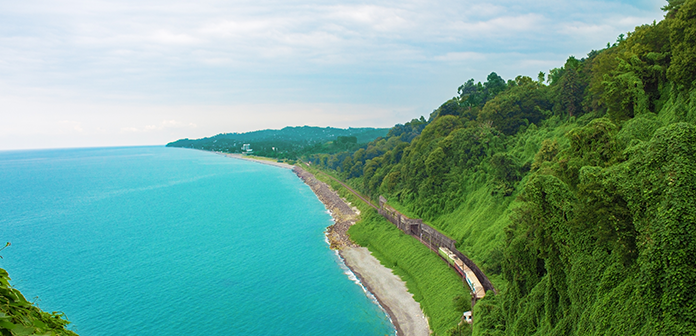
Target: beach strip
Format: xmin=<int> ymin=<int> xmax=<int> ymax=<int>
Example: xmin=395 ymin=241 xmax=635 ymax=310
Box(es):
xmin=293 ymin=166 xmax=430 ymax=336
xmin=216 ymin=152 xmax=294 ymax=169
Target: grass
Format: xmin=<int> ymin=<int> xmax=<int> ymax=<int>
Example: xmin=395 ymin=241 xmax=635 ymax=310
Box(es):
xmin=306 ymin=166 xmax=470 ymax=335
xmin=349 ymin=210 xmax=470 ymax=335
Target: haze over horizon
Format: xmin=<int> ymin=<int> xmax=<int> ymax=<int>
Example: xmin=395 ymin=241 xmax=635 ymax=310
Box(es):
xmin=1 ymin=0 xmax=666 ymax=150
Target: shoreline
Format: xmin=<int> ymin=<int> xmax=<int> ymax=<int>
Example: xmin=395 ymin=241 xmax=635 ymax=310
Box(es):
xmin=215 ymin=152 xmax=294 ymax=169
xmin=334 ymin=249 xmax=399 ymax=331
xmin=293 ymin=166 xmax=430 ymax=336
xmin=218 ymin=152 xmax=430 ymax=335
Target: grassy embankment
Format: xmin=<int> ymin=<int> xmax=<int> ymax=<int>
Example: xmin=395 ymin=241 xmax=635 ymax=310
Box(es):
xmin=304 ymin=166 xmax=470 ymax=335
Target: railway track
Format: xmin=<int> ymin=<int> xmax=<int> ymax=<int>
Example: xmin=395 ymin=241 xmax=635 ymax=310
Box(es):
xmin=299 ymin=163 xmax=495 ymax=301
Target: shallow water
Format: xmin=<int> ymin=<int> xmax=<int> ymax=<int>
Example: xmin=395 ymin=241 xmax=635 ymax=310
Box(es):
xmin=0 ymin=146 xmax=394 ymax=336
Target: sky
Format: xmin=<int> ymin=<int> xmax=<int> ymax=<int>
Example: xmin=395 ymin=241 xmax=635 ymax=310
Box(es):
xmin=0 ymin=0 xmax=667 ymax=150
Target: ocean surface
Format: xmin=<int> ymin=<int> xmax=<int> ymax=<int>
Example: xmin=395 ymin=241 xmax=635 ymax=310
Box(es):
xmin=0 ymin=146 xmax=394 ymax=336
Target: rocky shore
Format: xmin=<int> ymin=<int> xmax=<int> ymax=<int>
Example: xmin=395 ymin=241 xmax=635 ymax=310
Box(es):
xmin=293 ymin=167 xmax=359 ymax=250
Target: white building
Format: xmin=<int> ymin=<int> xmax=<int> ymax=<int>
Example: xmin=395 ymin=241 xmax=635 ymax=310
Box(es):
xmin=463 ymin=311 xmax=473 ymax=324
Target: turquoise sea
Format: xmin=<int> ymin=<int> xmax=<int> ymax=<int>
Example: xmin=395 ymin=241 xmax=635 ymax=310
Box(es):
xmin=0 ymin=146 xmax=394 ymax=335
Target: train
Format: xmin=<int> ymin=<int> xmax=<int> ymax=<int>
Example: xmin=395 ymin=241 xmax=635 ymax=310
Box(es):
xmin=438 ymin=247 xmax=486 ymax=300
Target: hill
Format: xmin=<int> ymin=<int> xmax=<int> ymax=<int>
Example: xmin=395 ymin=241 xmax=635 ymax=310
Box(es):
xmin=166 ymin=126 xmax=389 ymax=159
xmin=300 ymin=1 xmax=696 ymax=334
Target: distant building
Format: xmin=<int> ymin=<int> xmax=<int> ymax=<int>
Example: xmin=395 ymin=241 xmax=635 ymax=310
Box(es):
xmin=241 ymin=144 xmax=253 ymax=154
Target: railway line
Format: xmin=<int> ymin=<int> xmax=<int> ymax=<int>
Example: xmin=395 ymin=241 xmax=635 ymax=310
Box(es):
xmin=298 ymin=163 xmax=494 ymax=308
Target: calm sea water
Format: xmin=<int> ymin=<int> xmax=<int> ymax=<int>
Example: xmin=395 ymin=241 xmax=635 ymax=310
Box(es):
xmin=0 ymin=146 xmax=394 ymax=336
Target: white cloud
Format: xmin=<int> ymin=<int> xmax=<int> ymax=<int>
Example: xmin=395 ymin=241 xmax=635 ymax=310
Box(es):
xmin=199 ymin=20 xmax=274 ymax=38
xmin=0 ymin=84 xmax=413 ymax=149
xmin=450 ymin=13 xmax=547 ymax=37
xmin=57 ymin=120 xmax=85 ymax=133
xmin=434 ymin=52 xmax=486 ymax=62
xmin=149 ymin=30 xmax=202 ymax=45
xmin=121 ymin=120 xmax=198 ymax=133
xmin=0 ymin=0 xmax=667 ymax=149
xmin=326 ymin=5 xmax=411 ymax=32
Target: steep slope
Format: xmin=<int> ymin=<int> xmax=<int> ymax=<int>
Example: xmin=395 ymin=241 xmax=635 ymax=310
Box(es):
xmin=306 ymin=2 xmax=696 ymax=334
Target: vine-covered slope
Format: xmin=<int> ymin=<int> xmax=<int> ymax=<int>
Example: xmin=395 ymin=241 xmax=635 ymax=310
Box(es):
xmin=0 ymin=268 xmax=78 ymax=336
xmin=304 ymin=1 xmax=696 ymax=334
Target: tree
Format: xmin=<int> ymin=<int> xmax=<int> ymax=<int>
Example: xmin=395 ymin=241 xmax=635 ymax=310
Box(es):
xmin=485 ymin=72 xmax=507 ymax=97
xmin=458 ymin=72 xmax=508 ymax=108
xmin=667 ymin=0 xmax=696 ymax=89
xmin=663 ymin=0 xmax=687 ymax=18
xmin=479 ymin=78 xmax=551 ymax=135
xmin=459 ymin=79 xmax=487 ymax=107
xmin=558 ymin=67 xmax=583 ymax=117
xmin=341 ymin=156 xmax=353 ymax=174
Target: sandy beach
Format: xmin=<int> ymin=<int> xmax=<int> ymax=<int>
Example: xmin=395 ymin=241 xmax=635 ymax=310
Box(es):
xmin=293 ymin=167 xmax=430 ymax=336
xmin=216 ymin=152 xmax=295 ymax=169
xmin=342 ymin=247 xmax=430 ymax=336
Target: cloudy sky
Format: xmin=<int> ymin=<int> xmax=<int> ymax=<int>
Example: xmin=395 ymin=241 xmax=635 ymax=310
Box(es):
xmin=0 ymin=0 xmax=666 ymax=150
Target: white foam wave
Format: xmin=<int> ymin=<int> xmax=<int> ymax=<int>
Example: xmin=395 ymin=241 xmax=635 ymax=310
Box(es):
xmin=333 ymin=250 xmax=397 ymax=336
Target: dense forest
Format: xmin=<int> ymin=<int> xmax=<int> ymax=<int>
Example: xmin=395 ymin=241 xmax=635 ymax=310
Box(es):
xmin=297 ymin=1 xmax=696 ymax=335
xmin=166 ymin=126 xmax=389 ymax=159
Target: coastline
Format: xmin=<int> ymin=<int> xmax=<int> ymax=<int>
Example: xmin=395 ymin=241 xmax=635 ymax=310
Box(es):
xmin=215 ymin=152 xmax=294 ymax=169
xmin=293 ymin=166 xmax=430 ymax=336
xmin=218 ymin=152 xmax=430 ymax=335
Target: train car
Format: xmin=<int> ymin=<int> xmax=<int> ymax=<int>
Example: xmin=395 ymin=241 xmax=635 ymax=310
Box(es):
xmin=438 ymin=247 xmax=485 ymax=299
xmin=438 ymin=247 xmax=462 ymax=273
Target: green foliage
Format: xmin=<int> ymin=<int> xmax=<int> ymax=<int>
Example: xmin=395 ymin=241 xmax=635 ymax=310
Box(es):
xmin=166 ymin=126 xmax=389 ymax=158
xmin=489 ymin=153 xmax=521 ymax=196
xmin=667 ymin=0 xmax=696 ymax=89
xmin=303 ymin=167 xmax=469 ymax=336
xmin=302 ymin=8 xmax=696 ymax=336
xmin=663 ymin=0 xmax=687 ymax=17
xmin=387 ymin=116 xmax=429 ymax=143
xmin=615 ymin=113 xmax=663 ymax=146
xmin=0 ymin=269 xmax=78 ymax=336
xmin=494 ymin=121 xmax=696 ymax=335
xmin=557 ymin=67 xmax=584 ymax=117
xmin=620 ymin=123 xmax=696 ymax=334
xmin=600 ymin=21 xmax=670 ymax=120
xmin=531 ymin=139 xmax=559 ymax=171
xmin=458 ymin=73 xmax=508 ymax=109
xmin=565 ymin=118 xmax=621 ymax=166
xmin=479 ymin=77 xmax=551 ymax=135
xmin=448 ymin=323 xmax=473 ymax=336
xmin=348 ymin=210 xmax=469 ymax=335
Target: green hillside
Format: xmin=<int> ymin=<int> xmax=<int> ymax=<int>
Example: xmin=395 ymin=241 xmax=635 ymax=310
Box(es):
xmin=302 ymin=1 xmax=696 ymax=334
xmin=166 ymin=126 xmax=389 ymax=159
